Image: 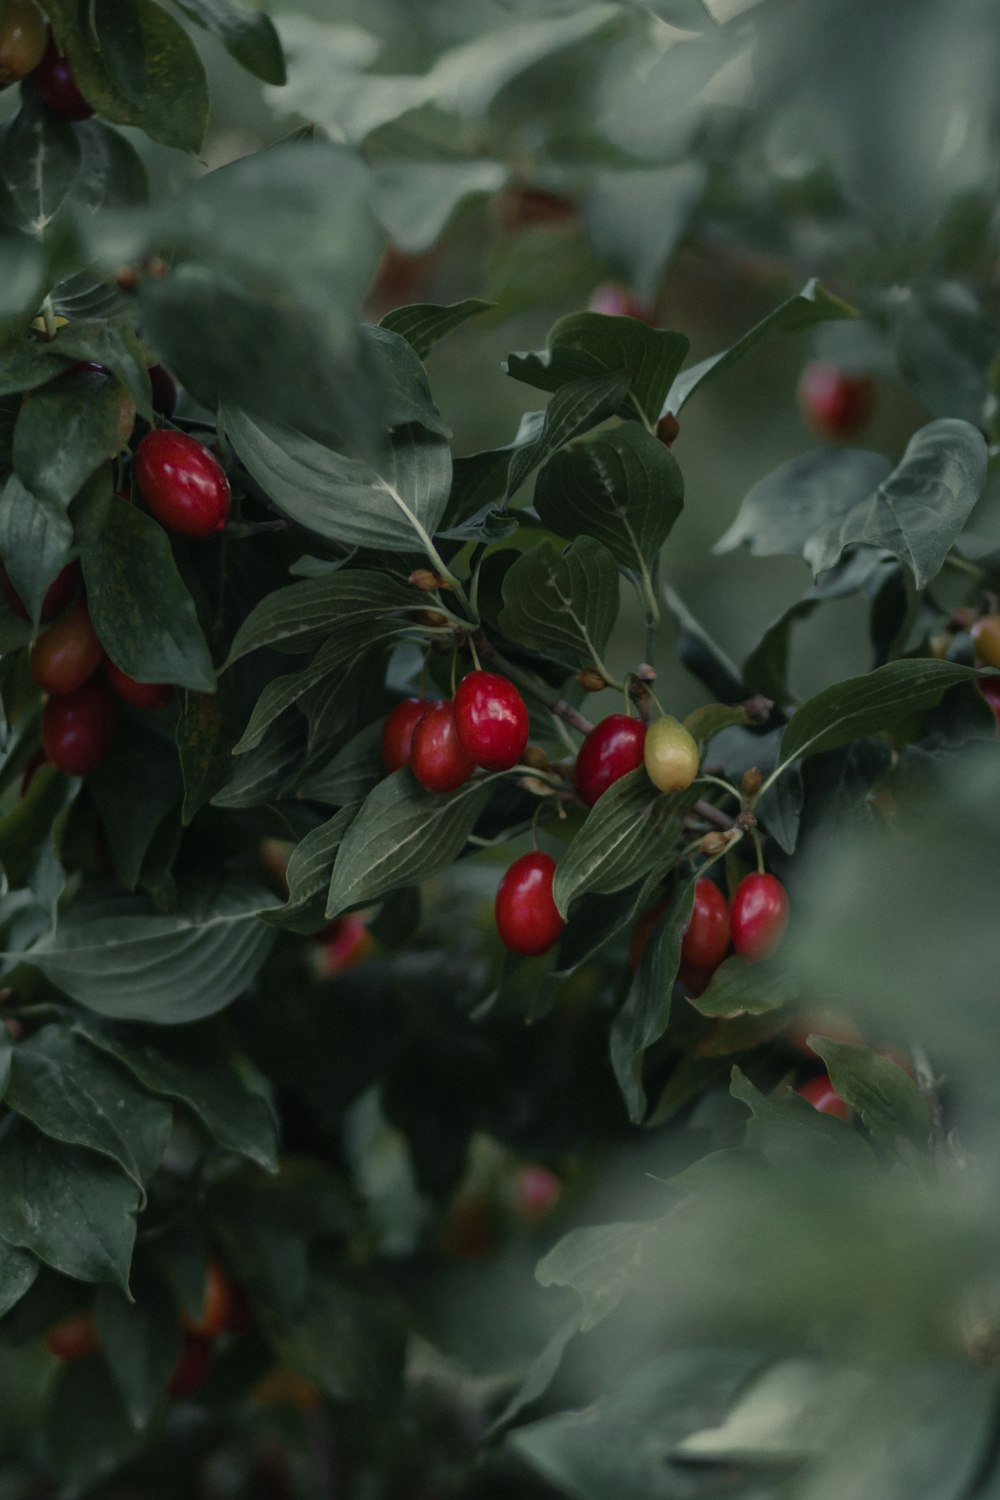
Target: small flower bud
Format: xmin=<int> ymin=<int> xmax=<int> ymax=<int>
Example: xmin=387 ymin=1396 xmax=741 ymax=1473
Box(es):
xmin=115 ymin=265 xmax=138 ymax=293
xmin=699 ymin=831 xmax=729 ymax=857
xmin=741 ymin=767 xmax=762 ymax=799
xmin=655 ymin=412 xmax=680 ymax=447
xmin=408 ymin=568 xmax=451 ymax=592
xmin=416 ymin=609 xmax=449 ymax=629
xmin=523 ymin=745 xmax=550 ymax=772
xmin=576 ymin=669 xmax=606 ymax=692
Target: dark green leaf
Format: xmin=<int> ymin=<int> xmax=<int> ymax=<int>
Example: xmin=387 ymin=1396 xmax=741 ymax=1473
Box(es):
xmin=24 ymin=875 xmax=279 ymax=1023
xmin=82 ymin=496 xmax=216 ymax=692
xmin=380 ymin=298 xmax=493 ymax=360
xmin=326 ymin=771 xmax=496 ymax=918
xmin=0 ymin=317 xmax=152 ymax=417
xmin=715 ymin=449 xmax=893 ymax=561
xmin=0 ymin=1119 xmax=138 ymax=1290
xmin=77 ymin=1020 xmax=278 ymax=1171
xmin=507 ymin=311 xmax=689 ymax=426
xmin=730 ymin=1066 xmax=871 ymax=1166
xmin=13 ymin=369 xmax=129 ymax=512
xmin=263 ymin=804 xmax=361 ymax=934
xmin=535 ymin=1219 xmax=661 ymax=1331
xmin=224 ymin=570 xmax=422 ymax=667
xmin=88 ymin=727 xmax=181 ymax=891
xmin=170 ymin=0 xmax=286 ymax=83
xmin=0 ymin=474 xmax=73 ymax=625
xmin=295 ymin=720 xmax=385 ymax=806
xmin=5 ymin=1026 xmax=172 ymax=1195
xmin=683 ymin=703 xmax=752 ymax=745
xmin=176 ymin=683 xmax=242 ymax=825
xmin=0 ymin=1239 xmax=39 ymax=1318
xmin=273 ymin=1274 xmax=405 ymax=1408
xmin=665 ymin=279 xmax=858 ymax=414
xmin=688 ymin=954 xmax=799 ymax=1018
xmin=809 ymin=1037 xmax=930 ymax=1154
xmin=95 ymin=1262 xmax=182 ymax=1430
xmin=498 ymin=535 xmax=620 ymax=668
xmin=44 ymin=1358 xmax=142 ymax=1489
xmin=210 ymin=713 xmax=304 ymax=810
xmin=506 ymin=371 xmax=631 ymax=499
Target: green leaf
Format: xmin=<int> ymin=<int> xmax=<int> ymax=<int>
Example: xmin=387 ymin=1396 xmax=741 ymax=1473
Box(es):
xmin=77 ymin=1020 xmax=278 ymax=1171
xmin=0 ymin=1239 xmax=39 ymax=1318
xmin=778 ymin=660 xmax=988 ymax=767
xmin=688 ymin=954 xmax=799 ymax=1019
xmin=805 ymin=419 xmax=988 ymax=589
xmin=665 ymin=279 xmax=858 ymax=415
xmin=5 ymin=1026 xmax=172 ymax=1196
xmin=176 ymin=683 xmax=243 ymax=825
xmin=81 ymin=496 xmax=216 ymax=692
xmin=506 ymin=371 xmax=631 ymax=500
xmin=273 ymin=1273 xmax=405 ymax=1408
xmin=170 ymin=0 xmax=286 ymax=83
xmin=373 ymin=158 xmax=507 ymax=255
xmin=88 ymin=728 xmax=181 ymax=892
xmin=552 ymin=768 xmax=696 ymax=915
xmin=0 ymin=317 xmax=152 ymax=417
xmin=715 ymin=449 xmax=893 ymax=561
xmin=224 ymin=569 xmax=423 ymax=667
xmin=95 ymin=1262 xmax=182 ymax=1430
xmin=263 ymin=804 xmax=361 ymax=934
xmin=583 ymin=161 xmax=706 ymax=305
xmin=0 ymin=1119 xmax=139 ymax=1290
xmin=535 ymin=1219 xmax=661 ymax=1332
xmin=507 ymin=311 xmax=689 ymax=426
xmin=295 ymin=720 xmax=385 ymax=806
xmin=44 ymin=1359 xmax=143 ymax=1490
xmin=326 ymin=771 xmax=496 ymax=918
xmin=610 ymin=876 xmax=695 ymax=1123
xmin=224 ymin=406 xmax=452 ymax=555
xmin=534 ymin=421 xmax=684 ymax=596
xmin=0 ymin=474 xmax=74 ymax=625
xmin=210 ymin=713 xmax=304 ymax=810
xmin=380 ymin=299 xmax=493 ymax=361
xmin=47 ymin=0 xmax=210 ymax=153
xmin=23 ymin=875 xmax=279 ymax=1024
xmin=809 ymin=1038 xmax=930 ymax=1154
xmin=361 ymin=325 xmax=450 ymax=437
xmin=498 ymin=535 xmax=620 ymax=669
xmin=12 ymin=369 xmax=129 ymax=513
xmin=729 ymin=1066 xmax=870 ymax=1166
xmin=683 ymin=703 xmax=752 ymax=746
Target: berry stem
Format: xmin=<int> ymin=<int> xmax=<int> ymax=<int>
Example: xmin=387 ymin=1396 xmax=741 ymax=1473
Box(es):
xmin=690 ymin=799 xmax=736 ymax=832
xmin=476 ymin=639 xmax=596 ymax=737
xmin=695 ymin=773 xmax=742 ymax=802
xmin=749 ymin=822 xmax=766 ymax=874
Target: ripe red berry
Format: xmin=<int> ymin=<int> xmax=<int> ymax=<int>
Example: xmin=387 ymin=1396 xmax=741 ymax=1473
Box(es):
xmin=680 ymin=878 xmax=730 ymax=972
xmin=103 ymin=659 xmax=174 ymax=709
xmin=575 ymin=715 xmax=646 ymax=808
xmin=2 ymin=560 xmax=81 ymax=623
xmin=678 ymin=964 xmax=711 ymax=997
xmin=310 ymin=914 xmax=373 ymax=976
xmin=797 ymin=363 xmax=874 ymax=439
xmin=147 ymin=363 xmax=178 ymax=417
xmin=381 ymin=698 xmax=433 ymax=773
xmin=135 ymin=430 xmax=231 ymax=538
xmin=513 ymin=1165 xmax=562 ymax=1224
xmin=32 ymin=36 xmax=93 ymax=120
xmin=589 ymin=283 xmax=654 ymax=322
xmin=410 ymin=701 xmax=475 ymax=793
xmin=42 ymin=677 xmax=117 ymax=776
xmin=495 ymin=851 xmax=565 ymax=957
xmin=29 ymin=599 xmax=102 ymax=694
xmin=454 ymin=671 xmax=529 ymax=771
xmin=168 ymin=1337 xmax=212 ymax=1398
xmin=45 ymin=1312 xmax=100 ymax=1362
xmin=796 ymin=1073 xmax=849 ymax=1121
xmin=729 ymin=872 xmax=789 ymax=963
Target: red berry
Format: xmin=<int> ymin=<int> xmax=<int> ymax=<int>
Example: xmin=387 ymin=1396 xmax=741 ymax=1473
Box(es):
xmin=729 ymin=873 xmax=789 ymax=963
xmin=168 ymin=1337 xmax=212 ymax=1398
xmin=29 ymin=599 xmax=102 ymax=694
xmin=32 ymin=37 xmax=93 ymax=120
xmin=797 ymin=1074 xmax=849 ymax=1121
xmin=104 ymin=659 xmax=173 ymax=709
xmin=45 ymin=1312 xmax=99 ymax=1363
xmin=311 ymin=914 xmax=373 ymax=976
xmin=495 ymin=851 xmax=565 ymax=957
xmin=147 ymin=363 xmax=177 ymax=417
xmin=680 ymin=878 xmax=730 ymax=972
xmin=575 ymin=715 xmax=646 ymax=807
xmin=513 ymin=1165 xmax=562 ymax=1224
xmin=797 ymin=363 xmax=874 ymax=439
xmin=678 ymin=964 xmax=711 ymax=997
xmin=381 ymin=698 xmax=433 ymax=773
xmin=42 ymin=677 xmax=117 ymax=776
xmin=410 ymin=701 xmax=475 ymax=793
xmin=135 ymin=430 xmax=231 ymax=539
xmin=453 ymin=671 xmax=529 ymax=771
xmin=2 ymin=560 xmax=81 ymax=622
xmin=589 ymin=283 xmax=654 ymax=322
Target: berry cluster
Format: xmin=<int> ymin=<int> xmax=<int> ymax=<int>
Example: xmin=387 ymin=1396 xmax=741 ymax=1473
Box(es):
xmin=0 ymin=1 xmax=92 ymax=119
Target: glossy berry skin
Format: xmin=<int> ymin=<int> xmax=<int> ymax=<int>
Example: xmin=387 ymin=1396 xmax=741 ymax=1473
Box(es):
xmin=678 ymin=964 xmax=711 ymax=998
xmin=182 ymin=1261 xmax=234 ymax=1339
xmin=46 ymin=1312 xmax=100 ymax=1363
xmin=29 ymin=600 xmax=102 ymax=694
xmin=382 ymin=698 xmax=433 ymax=773
xmin=495 ymin=851 xmax=565 ymax=957
xmin=589 ymin=283 xmax=654 ymax=322
xmin=2 ymin=559 xmax=81 ymax=623
xmin=410 ymin=701 xmax=475 ymax=793
xmin=104 ymin=659 xmax=174 ymax=710
xmin=797 ymin=1074 xmax=849 ymax=1121
xmin=135 ymin=430 xmax=231 ymax=538
xmin=454 ymin=671 xmax=529 ymax=771
xmin=147 ymin=363 xmax=178 ymax=417
xmin=576 ymin=715 xmax=646 ymax=808
xmin=971 ymin=615 xmax=1000 ymax=672
xmin=42 ymin=676 xmax=117 ymax=776
xmin=680 ymin=878 xmax=730 ymax=972
xmin=513 ymin=1165 xmax=562 ymax=1224
xmin=797 ymin=363 xmax=874 ymax=440
xmin=32 ymin=37 xmax=93 ymax=119
xmin=730 ymin=873 xmax=789 ymax=963
xmin=644 ymin=715 xmax=699 ymax=794
xmin=168 ymin=1338 xmax=212 ymax=1398
xmin=0 ymin=0 xmax=47 ymax=87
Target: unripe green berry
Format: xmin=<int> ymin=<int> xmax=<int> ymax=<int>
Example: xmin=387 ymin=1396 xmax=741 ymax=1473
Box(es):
xmin=644 ymin=714 xmax=699 ymax=793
